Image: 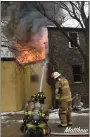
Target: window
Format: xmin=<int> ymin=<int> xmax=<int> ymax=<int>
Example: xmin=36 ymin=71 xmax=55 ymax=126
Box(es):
xmin=68 ymin=32 xmax=80 ymax=48
xmin=72 ymin=65 xmax=82 ymax=82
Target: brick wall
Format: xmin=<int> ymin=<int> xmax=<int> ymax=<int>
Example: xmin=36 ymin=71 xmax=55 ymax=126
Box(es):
xmin=48 ymin=27 xmax=89 ymax=106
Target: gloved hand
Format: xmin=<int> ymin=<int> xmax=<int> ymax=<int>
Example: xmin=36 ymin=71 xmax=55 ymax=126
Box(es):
xmin=55 ymin=89 xmax=61 ymax=100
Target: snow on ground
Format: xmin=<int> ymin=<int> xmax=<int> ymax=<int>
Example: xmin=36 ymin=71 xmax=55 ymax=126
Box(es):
xmin=14 ymin=110 xmax=24 ymax=114
xmin=7 ymin=120 xmax=23 ymax=123
xmin=49 ymin=108 xmax=89 ymax=113
xmin=49 ymin=112 xmax=59 ymax=119
xmin=1 ymin=116 xmax=10 ymax=120
xmin=1 ymin=111 xmax=89 ymax=124
xmin=81 ymin=108 xmax=89 ymax=111
xmin=1 ymin=107 xmax=89 ymax=126
xmin=49 ymin=109 xmax=59 ymax=112
xmin=1 ymin=107 xmax=89 ymax=116
xmin=1 ymin=108 xmax=89 ymax=122
xmin=1 ymin=119 xmax=23 ymax=124
xmin=1 ymin=111 xmax=89 ymax=125
xmin=16 ymin=120 xmax=23 ymax=123
xmin=49 ymin=112 xmax=89 ymax=119
xmin=1 ymin=112 xmax=89 ymax=122
xmin=72 ymin=113 xmax=89 ymax=116
xmin=1 ymin=110 xmax=24 ymax=116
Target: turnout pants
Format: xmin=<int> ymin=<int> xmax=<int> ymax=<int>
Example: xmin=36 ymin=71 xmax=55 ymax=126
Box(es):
xmin=59 ymin=100 xmax=72 ymax=126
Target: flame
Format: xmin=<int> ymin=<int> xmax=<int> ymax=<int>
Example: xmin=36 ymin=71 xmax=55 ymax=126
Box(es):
xmin=15 ymin=43 xmax=46 ymax=64
xmin=14 ymin=27 xmax=48 ymax=64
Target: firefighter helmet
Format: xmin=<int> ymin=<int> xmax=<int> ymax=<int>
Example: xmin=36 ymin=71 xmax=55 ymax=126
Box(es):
xmin=31 ymin=94 xmax=37 ymax=102
xmin=37 ymin=92 xmax=46 ymax=104
xmin=51 ymin=72 xmax=61 ymax=79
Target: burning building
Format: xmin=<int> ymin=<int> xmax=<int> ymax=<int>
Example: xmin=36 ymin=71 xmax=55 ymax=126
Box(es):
xmin=1 ymin=26 xmax=52 ymax=112
xmin=1 ymin=26 xmax=88 ymax=112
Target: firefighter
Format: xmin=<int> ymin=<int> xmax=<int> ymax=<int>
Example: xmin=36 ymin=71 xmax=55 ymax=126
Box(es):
xmin=37 ymin=92 xmax=49 ymax=123
xmin=25 ymin=92 xmax=50 ymax=137
xmin=36 ymin=92 xmax=49 ymax=135
xmin=51 ymin=72 xmax=72 ymax=127
xmin=20 ymin=94 xmax=37 ymax=132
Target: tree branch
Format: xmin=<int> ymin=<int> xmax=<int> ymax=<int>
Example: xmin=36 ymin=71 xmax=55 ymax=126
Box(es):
xmin=80 ymin=2 xmax=87 ymax=28
xmin=1 ymin=44 xmax=20 ymax=54
xmin=33 ymin=2 xmax=86 ymax=60
xmin=69 ymin=1 xmax=80 ymax=11
xmin=69 ymin=2 xmax=84 ymax=28
xmin=1 ymin=21 xmax=8 ymax=25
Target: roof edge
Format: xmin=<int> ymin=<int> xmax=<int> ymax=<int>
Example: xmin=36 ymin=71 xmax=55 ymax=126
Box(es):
xmin=47 ymin=26 xmax=85 ymax=31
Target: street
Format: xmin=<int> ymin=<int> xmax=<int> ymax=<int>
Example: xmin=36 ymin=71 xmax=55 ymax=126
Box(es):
xmin=1 ymin=112 xmax=89 ymax=137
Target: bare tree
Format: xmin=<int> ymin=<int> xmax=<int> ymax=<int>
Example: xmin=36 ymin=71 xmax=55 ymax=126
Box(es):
xmin=33 ymin=1 xmax=89 ymax=87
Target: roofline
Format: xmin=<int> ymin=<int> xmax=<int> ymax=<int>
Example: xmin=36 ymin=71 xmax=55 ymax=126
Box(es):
xmin=1 ymin=58 xmax=45 ymax=65
xmin=47 ymin=26 xmax=85 ymax=31
xmin=1 ymin=57 xmax=16 ymax=61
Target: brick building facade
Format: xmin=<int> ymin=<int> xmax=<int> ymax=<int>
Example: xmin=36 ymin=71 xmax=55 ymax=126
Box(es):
xmin=48 ymin=27 xmax=89 ymax=106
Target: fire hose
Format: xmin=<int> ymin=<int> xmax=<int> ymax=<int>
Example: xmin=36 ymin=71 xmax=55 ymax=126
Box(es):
xmin=47 ymin=125 xmax=51 ymax=134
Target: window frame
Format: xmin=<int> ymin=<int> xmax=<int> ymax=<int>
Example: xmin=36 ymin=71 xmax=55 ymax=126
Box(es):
xmin=68 ymin=32 xmax=80 ymax=48
xmin=72 ymin=65 xmax=82 ymax=83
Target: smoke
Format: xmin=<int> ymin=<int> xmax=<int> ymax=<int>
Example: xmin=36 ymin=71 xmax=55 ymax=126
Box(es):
xmin=16 ymin=23 xmax=48 ymax=51
xmin=1 ymin=2 xmax=64 ymax=60
xmin=13 ymin=10 xmax=50 ymax=63
xmin=14 ymin=9 xmax=50 ymax=54
xmin=2 ymin=2 xmax=64 ymax=47
xmin=14 ymin=2 xmax=64 ymax=52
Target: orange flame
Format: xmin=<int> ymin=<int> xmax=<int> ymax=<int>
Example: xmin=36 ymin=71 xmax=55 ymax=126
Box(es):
xmin=15 ymin=43 xmax=46 ymax=64
xmin=15 ymin=27 xmax=48 ymax=64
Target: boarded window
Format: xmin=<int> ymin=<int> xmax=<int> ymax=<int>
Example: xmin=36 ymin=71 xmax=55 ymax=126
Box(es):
xmin=72 ymin=65 xmax=82 ymax=82
xmin=68 ymin=32 xmax=79 ymax=48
